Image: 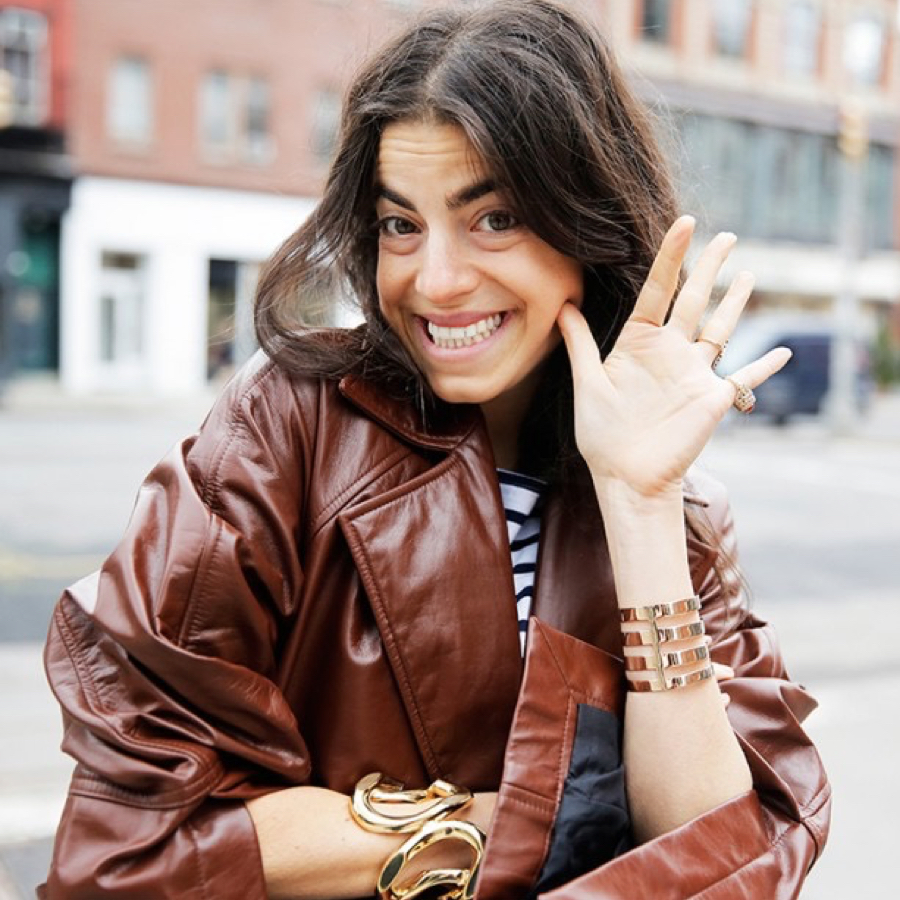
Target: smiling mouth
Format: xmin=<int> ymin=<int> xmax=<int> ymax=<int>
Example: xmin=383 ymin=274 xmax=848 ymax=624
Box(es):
xmin=424 ymin=313 xmax=505 ymax=349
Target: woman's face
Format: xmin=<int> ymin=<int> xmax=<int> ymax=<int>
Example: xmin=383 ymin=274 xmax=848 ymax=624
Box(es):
xmin=375 ymin=120 xmax=583 ymax=412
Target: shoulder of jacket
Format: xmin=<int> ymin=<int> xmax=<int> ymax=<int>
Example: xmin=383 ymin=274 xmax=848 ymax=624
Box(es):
xmin=685 ymin=464 xmax=733 ymax=534
xmin=185 ymin=351 xmax=331 ymax=496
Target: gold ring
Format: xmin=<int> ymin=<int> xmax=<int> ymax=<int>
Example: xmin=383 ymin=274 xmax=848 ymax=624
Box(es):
xmin=725 ymin=376 xmax=756 ymax=413
xmin=697 ymin=337 xmax=727 ymax=369
xmin=351 ymin=772 xmax=472 ymax=834
xmin=377 ymin=819 xmax=485 ymax=900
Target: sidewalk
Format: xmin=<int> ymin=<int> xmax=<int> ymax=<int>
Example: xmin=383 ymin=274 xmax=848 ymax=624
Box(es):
xmin=0 ymin=645 xmax=68 ymax=899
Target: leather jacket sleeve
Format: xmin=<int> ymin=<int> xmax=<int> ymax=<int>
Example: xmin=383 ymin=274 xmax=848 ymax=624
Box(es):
xmin=41 ymin=363 xmax=314 ymax=899
xmin=477 ymin=471 xmax=831 ymax=900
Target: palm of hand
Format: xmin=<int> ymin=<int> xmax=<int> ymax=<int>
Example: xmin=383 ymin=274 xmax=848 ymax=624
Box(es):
xmin=573 ymin=320 xmax=733 ymax=495
xmin=557 ymin=219 xmax=790 ymax=499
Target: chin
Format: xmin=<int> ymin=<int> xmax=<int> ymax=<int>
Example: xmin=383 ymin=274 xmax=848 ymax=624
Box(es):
xmin=427 ymin=379 xmax=500 ymax=407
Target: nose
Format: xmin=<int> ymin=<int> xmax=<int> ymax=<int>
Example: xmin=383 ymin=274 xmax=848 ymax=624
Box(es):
xmin=415 ymin=232 xmax=479 ymax=305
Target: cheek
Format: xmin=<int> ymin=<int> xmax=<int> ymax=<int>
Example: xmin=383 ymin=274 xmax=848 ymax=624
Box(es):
xmin=375 ymin=260 xmax=395 ymax=318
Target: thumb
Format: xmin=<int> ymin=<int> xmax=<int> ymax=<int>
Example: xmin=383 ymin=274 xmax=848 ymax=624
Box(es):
xmin=557 ymin=302 xmax=604 ymax=382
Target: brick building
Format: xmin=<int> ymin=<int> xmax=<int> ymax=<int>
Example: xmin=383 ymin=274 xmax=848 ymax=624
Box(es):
xmin=49 ymin=0 xmax=900 ymax=395
xmin=0 ymin=0 xmax=72 ymax=382
xmin=61 ymin=0 xmax=413 ymax=395
xmin=603 ymin=0 xmax=900 ymax=319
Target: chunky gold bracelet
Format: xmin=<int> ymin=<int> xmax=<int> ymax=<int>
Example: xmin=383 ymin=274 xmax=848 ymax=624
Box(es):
xmin=376 ymin=819 xmax=485 ymax=900
xmin=619 ymin=596 xmax=714 ymax=692
xmin=350 ymin=772 xmax=472 ymax=834
xmin=349 ymin=773 xmax=483 ymax=900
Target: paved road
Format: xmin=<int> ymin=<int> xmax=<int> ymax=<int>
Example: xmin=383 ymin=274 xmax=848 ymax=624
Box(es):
xmin=1 ymin=387 xmax=898 ymax=898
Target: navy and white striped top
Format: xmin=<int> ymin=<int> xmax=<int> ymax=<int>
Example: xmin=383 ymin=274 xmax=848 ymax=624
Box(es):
xmin=497 ymin=469 xmax=545 ymax=654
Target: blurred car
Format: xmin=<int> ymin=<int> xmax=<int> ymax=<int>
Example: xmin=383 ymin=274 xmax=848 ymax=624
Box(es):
xmin=722 ymin=314 xmax=873 ymax=425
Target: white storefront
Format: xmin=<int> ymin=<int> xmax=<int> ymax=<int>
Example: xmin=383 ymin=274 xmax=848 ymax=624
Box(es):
xmin=60 ymin=177 xmax=318 ymax=396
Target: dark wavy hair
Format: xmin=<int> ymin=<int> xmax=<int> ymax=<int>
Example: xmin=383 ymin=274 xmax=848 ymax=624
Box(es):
xmin=254 ymin=0 xmax=679 ymax=488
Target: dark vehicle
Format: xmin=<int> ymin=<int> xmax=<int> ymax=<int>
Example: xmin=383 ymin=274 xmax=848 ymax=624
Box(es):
xmin=724 ymin=315 xmax=873 ymax=425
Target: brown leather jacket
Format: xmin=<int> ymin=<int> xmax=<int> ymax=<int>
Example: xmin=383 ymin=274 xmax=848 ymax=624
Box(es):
xmin=42 ymin=352 xmax=830 ymax=899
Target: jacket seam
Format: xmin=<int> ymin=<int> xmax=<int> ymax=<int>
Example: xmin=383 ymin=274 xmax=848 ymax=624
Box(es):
xmin=187 ymin=817 xmax=213 ymax=900
xmin=177 ymin=514 xmax=227 ymax=647
xmin=199 ymin=359 xmax=283 ymax=513
xmin=55 ymin=599 xmax=107 ymax=715
xmin=501 ymin=782 xmax=558 ymax=810
xmin=311 ymin=446 xmax=412 ymax=537
xmin=70 ymin=762 xmax=223 ymax=809
xmin=689 ymin=813 xmax=804 ymax=900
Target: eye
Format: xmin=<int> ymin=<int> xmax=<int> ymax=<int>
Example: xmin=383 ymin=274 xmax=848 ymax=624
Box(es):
xmin=476 ymin=210 xmax=520 ymax=233
xmin=379 ymin=216 xmax=419 ymax=237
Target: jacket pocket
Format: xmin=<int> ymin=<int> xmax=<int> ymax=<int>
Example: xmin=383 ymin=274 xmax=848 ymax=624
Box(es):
xmin=476 ymin=619 xmax=629 ymax=900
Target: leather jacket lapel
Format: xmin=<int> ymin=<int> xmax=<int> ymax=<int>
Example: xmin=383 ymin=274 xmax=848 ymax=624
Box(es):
xmin=338 ymin=433 xmax=523 ymax=788
xmin=532 ymin=492 xmax=622 ymax=657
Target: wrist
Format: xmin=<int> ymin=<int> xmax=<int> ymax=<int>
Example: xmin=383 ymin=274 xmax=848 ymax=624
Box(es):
xmin=592 ymin=476 xmax=684 ymax=518
xmin=592 ymin=478 xmax=693 ymax=608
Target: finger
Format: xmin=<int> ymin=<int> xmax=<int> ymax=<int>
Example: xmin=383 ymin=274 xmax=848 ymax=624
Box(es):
xmin=712 ymin=662 xmax=735 ymax=682
xmin=722 ymin=692 xmax=732 ymax=708
xmin=631 ymin=216 xmax=695 ymax=327
xmin=726 ymin=347 xmax=792 ymax=391
xmin=669 ymin=231 xmax=736 ymax=337
xmin=695 ymin=271 xmax=755 ymax=365
xmin=557 ymin=302 xmax=608 ymax=386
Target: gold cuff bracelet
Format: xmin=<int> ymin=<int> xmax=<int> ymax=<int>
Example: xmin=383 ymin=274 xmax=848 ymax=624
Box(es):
xmin=350 ymin=773 xmax=484 ymax=900
xmin=351 ymin=772 xmax=472 ymax=834
xmin=376 ymin=819 xmax=485 ymax=900
xmin=619 ymin=597 xmax=714 ymax=692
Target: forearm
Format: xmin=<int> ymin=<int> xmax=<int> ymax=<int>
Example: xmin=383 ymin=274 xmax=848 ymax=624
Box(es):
xmin=595 ymin=478 xmax=752 ymax=843
xmin=246 ymin=786 xmax=496 ymax=900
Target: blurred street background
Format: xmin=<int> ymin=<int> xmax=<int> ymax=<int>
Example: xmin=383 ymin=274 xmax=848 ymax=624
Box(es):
xmin=1 ymin=0 xmax=899 ymax=897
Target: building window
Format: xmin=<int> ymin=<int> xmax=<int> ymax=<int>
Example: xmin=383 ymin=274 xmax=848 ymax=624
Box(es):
xmin=200 ymin=71 xmax=274 ymax=164
xmin=0 ymin=7 xmax=48 ymax=125
xmin=641 ymin=0 xmax=672 ymax=44
xmin=207 ymin=259 xmax=259 ymax=381
xmin=713 ymin=0 xmax=754 ymax=58
xmin=783 ymin=0 xmax=820 ymax=77
xmin=311 ymin=88 xmax=341 ymax=164
xmin=98 ymin=252 xmax=145 ymax=369
xmin=107 ymin=57 xmax=153 ymax=145
xmin=200 ymin=70 xmax=234 ymax=150
xmin=244 ymin=76 xmax=273 ymax=163
xmin=866 ymin=145 xmax=896 ymax=251
xmin=675 ymin=113 xmax=846 ymax=245
xmin=843 ymin=13 xmax=885 ymax=87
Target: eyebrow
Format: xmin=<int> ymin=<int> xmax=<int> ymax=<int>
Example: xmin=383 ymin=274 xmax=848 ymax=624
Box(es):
xmin=375 ymin=178 xmax=498 ymax=212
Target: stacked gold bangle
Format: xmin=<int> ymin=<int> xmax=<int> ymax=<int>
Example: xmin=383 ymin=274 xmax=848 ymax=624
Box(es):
xmin=619 ymin=596 xmax=714 ymax=692
xmin=350 ymin=772 xmax=485 ymax=900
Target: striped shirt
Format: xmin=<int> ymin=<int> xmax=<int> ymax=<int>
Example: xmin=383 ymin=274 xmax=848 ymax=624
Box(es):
xmin=497 ymin=469 xmax=545 ymax=654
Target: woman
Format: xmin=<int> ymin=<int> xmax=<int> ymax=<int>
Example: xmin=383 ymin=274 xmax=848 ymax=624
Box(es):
xmin=42 ymin=2 xmax=830 ymax=898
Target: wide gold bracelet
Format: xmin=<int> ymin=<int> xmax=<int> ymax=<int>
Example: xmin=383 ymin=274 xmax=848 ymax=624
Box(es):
xmin=350 ymin=772 xmax=472 ymax=834
xmin=376 ymin=819 xmax=485 ymax=900
xmin=619 ymin=597 xmax=714 ymax=692
xmin=349 ymin=773 xmax=484 ymax=900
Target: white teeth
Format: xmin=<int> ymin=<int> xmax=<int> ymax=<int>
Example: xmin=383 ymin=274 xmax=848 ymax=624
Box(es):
xmin=426 ymin=313 xmax=504 ymax=349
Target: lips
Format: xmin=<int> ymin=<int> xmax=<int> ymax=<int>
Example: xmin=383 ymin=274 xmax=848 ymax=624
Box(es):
xmin=425 ymin=313 xmax=504 ymax=349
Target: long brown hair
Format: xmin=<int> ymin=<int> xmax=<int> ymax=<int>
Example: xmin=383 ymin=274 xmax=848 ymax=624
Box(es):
xmin=255 ymin=0 xmax=679 ymax=488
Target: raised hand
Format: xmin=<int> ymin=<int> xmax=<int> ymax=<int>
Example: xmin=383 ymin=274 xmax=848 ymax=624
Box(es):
xmin=557 ymin=216 xmax=790 ymax=499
